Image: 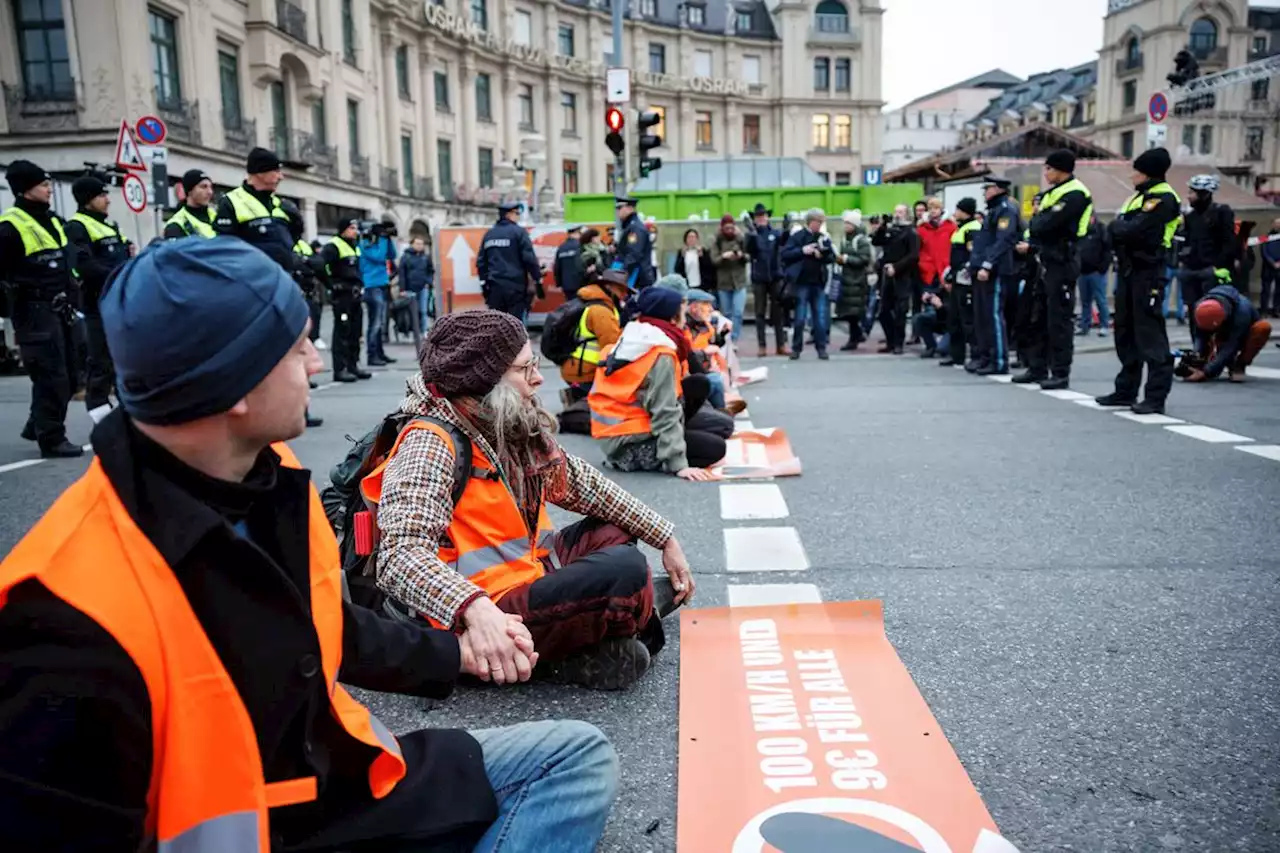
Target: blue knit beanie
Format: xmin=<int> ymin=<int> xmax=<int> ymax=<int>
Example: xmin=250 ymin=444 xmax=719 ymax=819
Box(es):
xmin=636 ymin=285 xmax=684 ymax=321
xmin=100 ymin=237 xmax=309 ymax=425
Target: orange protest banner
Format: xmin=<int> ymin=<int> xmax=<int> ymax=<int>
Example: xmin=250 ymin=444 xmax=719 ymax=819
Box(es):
xmin=677 ymin=601 xmax=1019 ymax=853
xmin=713 ymin=428 xmax=802 ymax=479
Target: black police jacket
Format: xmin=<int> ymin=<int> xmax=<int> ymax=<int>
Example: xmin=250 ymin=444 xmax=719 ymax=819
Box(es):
xmin=969 ymin=194 xmax=1021 ymax=278
xmin=477 ymin=218 xmax=540 ymax=293
xmin=0 ymin=410 xmax=495 ymax=852
xmin=554 ymin=237 xmax=584 ymax=299
xmin=1077 ymin=221 xmax=1112 ymax=275
xmin=65 ymin=209 xmax=130 ymax=312
xmin=1029 ymin=181 xmax=1091 ymax=263
xmin=1110 ymin=180 xmax=1181 ymax=269
xmin=214 ymin=183 xmax=297 ymax=272
xmin=0 ymin=198 xmax=76 ymax=304
xmin=617 ymin=213 xmax=655 ymax=289
xmin=320 ymin=238 xmax=364 ymax=294
xmin=1180 ymin=201 xmax=1237 ymax=271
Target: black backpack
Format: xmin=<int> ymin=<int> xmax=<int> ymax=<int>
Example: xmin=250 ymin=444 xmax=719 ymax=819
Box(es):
xmin=321 ymin=411 xmax=472 ymax=611
xmin=539 ymin=297 xmax=610 ymax=365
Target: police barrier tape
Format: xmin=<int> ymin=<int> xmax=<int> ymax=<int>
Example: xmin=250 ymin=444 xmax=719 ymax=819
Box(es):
xmin=677 ymin=601 xmax=1020 ymax=853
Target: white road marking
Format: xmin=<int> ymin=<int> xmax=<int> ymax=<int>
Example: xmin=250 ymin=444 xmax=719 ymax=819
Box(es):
xmin=1164 ymin=425 xmax=1254 ymax=444
xmin=81 ymin=444 xmax=93 ymax=452
xmin=1113 ymin=412 xmax=1186 ymax=425
xmin=986 ymin=374 xmax=1014 ymax=383
xmin=0 ymin=459 xmax=44 ymax=475
xmin=1236 ymin=444 xmax=1280 ymax=462
xmin=724 ymin=527 xmax=809 ymax=572
xmin=953 ymin=364 xmax=966 ymax=370
xmin=728 ymin=583 xmax=823 ymax=608
xmin=1247 ymin=366 xmax=1280 ymax=380
xmin=312 ymin=382 xmax=337 ymax=392
xmin=1040 ymin=389 xmax=1093 ymax=401
xmin=1073 ymin=399 xmax=1109 ymax=409
xmin=719 ymin=483 xmax=789 ymax=520
xmin=736 ymin=419 xmax=755 ymax=430
xmin=1014 ymin=380 xmax=1040 ymax=390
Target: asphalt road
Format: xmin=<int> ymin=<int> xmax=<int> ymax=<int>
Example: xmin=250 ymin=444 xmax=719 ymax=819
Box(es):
xmin=1 ymin=331 xmax=1278 ymax=853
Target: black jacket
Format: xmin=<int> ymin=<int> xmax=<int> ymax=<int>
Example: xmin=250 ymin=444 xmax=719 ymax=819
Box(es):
xmin=1110 ymin=180 xmax=1181 ymax=270
xmin=871 ymin=222 xmax=920 ymax=279
xmin=673 ymin=245 xmax=717 ymax=291
xmin=1179 ymin=201 xmax=1237 ymax=271
xmin=554 ymin=237 xmax=584 ymax=299
xmin=969 ymin=193 xmax=1021 ymax=277
xmin=0 ymin=410 xmax=495 ymax=852
xmin=746 ymin=225 xmax=783 ymax=283
xmin=1077 ymin=220 xmax=1112 ymax=275
xmin=780 ymin=227 xmax=835 ymax=287
xmin=477 ymin=218 xmax=540 ymax=294
xmin=320 ymin=236 xmax=364 ymax=294
xmin=617 ymin=213 xmax=655 ymax=290
xmin=0 ymin=198 xmax=76 ymax=303
xmin=214 ymin=183 xmax=296 ymax=272
xmin=1029 ymin=179 xmax=1091 ymax=263
xmin=64 ymin=209 xmax=130 ymax=312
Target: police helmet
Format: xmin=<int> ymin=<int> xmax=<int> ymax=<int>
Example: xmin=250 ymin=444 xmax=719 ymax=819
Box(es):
xmin=1188 ymin=174 xmax=1219 ymax=193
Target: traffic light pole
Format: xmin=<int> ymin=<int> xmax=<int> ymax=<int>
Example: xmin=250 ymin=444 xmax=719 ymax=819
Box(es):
xmin=611 ymin=0 xmax=626 ymax=207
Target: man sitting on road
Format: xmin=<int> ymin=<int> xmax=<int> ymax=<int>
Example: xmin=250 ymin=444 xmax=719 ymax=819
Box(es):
xmin=591 ymin=286 xmax=726 ymax=480
xmin=371 ymin=310 xmax=695 ymax=691
xmin=1183 ymin=285 xmax=1273 ymax=383
xmin=0 ymin=239 xmax=621 ymax=853
xmin=684 ymin=288 xmax=742 ymax=414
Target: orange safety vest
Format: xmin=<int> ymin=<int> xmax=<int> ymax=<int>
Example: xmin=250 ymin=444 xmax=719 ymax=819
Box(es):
xmin=588 ymin=343 xmax=684 ymax=438
xmin=360 ymin=420 xmax=553 ymax=611
xmin=689 ymin=324 xmax=728 ymax=374
xmin=0 ymin=445 xmax=406 ymax=852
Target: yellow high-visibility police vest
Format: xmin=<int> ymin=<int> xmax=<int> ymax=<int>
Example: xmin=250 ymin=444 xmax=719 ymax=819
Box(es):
xmin=70 ymin=212 xmax=122 ymax=242
xmin=1039 ymin=177 xmax=1093 ymax=238
xmin=225 ymin=186 xmax=289 ymax=225
xmin=572 ymin=300 xmax=619 ymax=366
xmin=950 ymin=218 xmax=980 ymax=248
xmin=326 ymin=236 xmax=360 ymax=275
xmin=0 ymin=206 xmax=66 ymax=254
xmin=1120 ymin=182 xmax=1181 ymax=249
xmin=166 ymin=205 xmax=217 ymax=238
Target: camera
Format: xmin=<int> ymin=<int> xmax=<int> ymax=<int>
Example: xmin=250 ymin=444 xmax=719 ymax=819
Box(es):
xmin=358 ymin=220 xmax=398 ymax=240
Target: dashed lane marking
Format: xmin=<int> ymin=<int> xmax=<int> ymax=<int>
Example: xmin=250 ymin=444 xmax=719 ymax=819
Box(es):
xmin=1040 ymin=389 xmax=1093 ymax=401
xmin=1113 ymin=411 xmax=1186 ymax=425
xmin=1073 ymin=399 xmax=1112 ymax=409
xmin=986 ymin=374 xmax=1014 ymax=383
xmin=1236 ymin=444 xmax=1280 ymax=462
xmin=1248 ymin=366 xmax=1280 ymax=380
xmin=0 ymin=459 xmax=44 ymax=475
xmin=719 ymin=483 xmax=789 ymax=520
xmin=1164 ymin=424 xmax=1254 ymax=444
xmin=736 ymin=419 xmax=754 ymax=430
xmin=727 ymin=583 xmax=823 ymax=607
xmin=723 ymin=526 xmax=809 ymax=572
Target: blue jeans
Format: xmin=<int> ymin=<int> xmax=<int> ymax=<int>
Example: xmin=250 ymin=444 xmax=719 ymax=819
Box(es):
xmin=364 ymin=285 xmax=389 ymax=360
xmin=705 ymin=370 xmax=726 ymax=409
xmin=472 ymin=720 xmax=620 ymax=853
xmin=1077 ymin=272 xmax=1110 ymax=332
xmin=790 ymin=283 xmax=830 ymax=353
xmin=1163 ymin=266 xmax=1184 ymax=320
xmin=716 ymin=288 xmax=746 ymax=342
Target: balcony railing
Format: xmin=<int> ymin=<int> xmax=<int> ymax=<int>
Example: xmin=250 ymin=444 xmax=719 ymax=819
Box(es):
xmin=157 ymin=98 xmax=201 ymax=144
xmin=267 ymin=127 xmax=337 ymax=172
xmin=223 ymin=117 xmax=258 ymax=156
xmin=1190 ymin=44 xmax=1228 ymax=65
xmin=276 ymin=0 xmax=308 ymax=43
xmin=813 ymin=13 xmax=848 ymax=33
xmin=411 ymin=177 xmax=435 ymax=200
xmin=380 ymin=167 xmax=401 ymax=194
xmin=350 ymin=153 xmax=370 ymax=185
xmin=2 ymin=81 xmax=81 ymax=133
xmin=1115 ymin=54 xmax=1143 ymax=75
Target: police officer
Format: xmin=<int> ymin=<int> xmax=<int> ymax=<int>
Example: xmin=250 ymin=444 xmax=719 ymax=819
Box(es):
xmin=616 ymin=195 xmax=655 ymax=291
xmin=213 ymin=147 xmax=294 ymax=269
xmin=940 ymin=198 xmax=980 ymax=367
xmin=1010 ymin=194 xmax=1043 ymax=374
xmin=1016 ymin=150 xmax=1093 ymax=389
xmin=1179 ymin=174 xmax=1237 ymax=350
xmin=162 ymin=169 xmax=217 ymax=239
xmin=65 ymin=174 xmax=132 ymax=415
xmin=477 ymin=200 xmax=542 ymax=319
xmin=1096 ymin=147 xmax=1181 ymax=415
xmin=0 ymin=160 xmax=82 ymax=457
xmin=320 ymin=218 xmax=370 ymax=383
xmin=554 ymin=224 xmax=584 ymax=300
xmin=965 ymin=177 xmax=1021 ymax=375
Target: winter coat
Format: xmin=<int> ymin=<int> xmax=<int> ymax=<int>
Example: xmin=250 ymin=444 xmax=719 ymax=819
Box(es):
xmin=398 ymin=247 xmax=435 ymax=293
xmin=916 ymin=218 xmax=956 ymax=286
xmin=712 ymin=232 xmax=749 ymax=291
xmin=560 ymin=284 xmax=622 ymax=386
xmin=1077 ymin=220 xmax=1112 ymax=275
xmin=834 ymin=229 xmax=873 ymax=319
xmin=674 ymin=246 xmax=717 ymax=291
xmin=581 ymin=241 xmax=609 ymax=283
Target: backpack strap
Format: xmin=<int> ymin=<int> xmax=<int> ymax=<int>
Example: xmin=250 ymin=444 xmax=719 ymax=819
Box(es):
xmin=411 ymin=415 xmax=475 ymax=506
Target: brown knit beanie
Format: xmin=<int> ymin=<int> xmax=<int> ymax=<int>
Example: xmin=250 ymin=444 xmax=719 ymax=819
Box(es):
xmin=420 ymin=309 xmax=528 ymax=398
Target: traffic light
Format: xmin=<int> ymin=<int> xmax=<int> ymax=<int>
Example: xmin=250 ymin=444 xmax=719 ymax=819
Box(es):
xmin=605 ymin=106 xmax=625 ymax=155
xmin=636 ymin=109 xmax=663 ymax=178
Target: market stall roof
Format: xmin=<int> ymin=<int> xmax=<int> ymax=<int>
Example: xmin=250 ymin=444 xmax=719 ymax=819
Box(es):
xmin=883 ymin=122 xmax=1117 ymax=184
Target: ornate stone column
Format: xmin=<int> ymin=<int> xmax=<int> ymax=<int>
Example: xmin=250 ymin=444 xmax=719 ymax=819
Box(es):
xmin=419 ymin=36 xmax=440 ymax=200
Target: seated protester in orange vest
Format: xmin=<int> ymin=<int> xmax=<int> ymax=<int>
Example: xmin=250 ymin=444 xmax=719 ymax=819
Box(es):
xmin=591 ymin=286 xmax=727 ymax=481
xmin=0 ymin=239 xmax=621 ymax=853
xmin=373 ymin=309 xmax=696 ymax=691
xmin=684 ymin=288 xmax=743 ymax=415
xmin=1184 ymin=285 xmax=1273 ymax=383
xmin=559 ymin=268 xmax=633 ymax=398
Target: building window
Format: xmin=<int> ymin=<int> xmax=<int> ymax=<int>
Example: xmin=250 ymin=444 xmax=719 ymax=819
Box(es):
xmin=561 ymin=91 xmax=577 ymax=134
xmin=558 ymin=24 xmax=575 ymax=56
xmin=835 ymin=172 xmax=851 ymax=185
xmin=14 ymin=0 xmax=73 ymax=100
xmin=1086 ymin=100 xmax=1095 ymax=122
xmin=311 ymin=96 xmax=326 ymax=145
xmin=649 ymin=43 xmax=666 ymax=74
xmin=435 ymin=69 xmax=450 ymax=111
xmin=814 ymin=58 xmax=830 ymax=91
xmin=1251 ymin=78 xmax=1269 ymax=103
xmin=695 ymin=110 xmax=713 ymax=149
xmin=478 ymin=147 xmax=494 ymax=187
xmin=1120 ymin=130 xmax=1134 ymax=158
xmin=563 ymin=159 xmax=579 ymax=194
xmin=1122 ymin=80 xmax=1136 ymax=112
xmin=817 ymin=171 xmax=830 ymax=184
xmin=518 ymin=84 xmax=535 ymax=130
xmin=270 ymin=80 xmax=288 ymax=156
xmin=218 ymin=44 xmax=242 ymax=129
xmin=347 ymin=98 xmax=360 ymax=156
xmin=742 ymin=55 xmax=761 ymax=86
xmin=1054 ymin=107 xmax=1068 ymax=127
xmin=471 ymin=0 xmax=488 ymax=31
xmin=401 ymin=133 xmax=414 ymax=193
xmin=742 ymin=114 xmax=761 ymax=152
xmin=1125 ymin=36 xmax=1141 ymax=67
xmin=1181 ymin=124 xmax=1196 ymax=150
xmin=812 ymin=114 xmax=830 ymax=149
xmin=686 ymin=3 xmax=705 ymax=26
xmin=1244 ymin=126 xmax=1264 ymax=161
xmin=640 ymin=0 xmax=656 ymax=16
xmin=834 ymin=114 xmax=851 ymax=148
xmin=814 ymin=0 xmax=848 ymax=33
xmin=1189 ymin=17 xmax=1218 ymax=58
xmin=514 ymin=10 xmax=532 ymax=45
xmin=1198 ymin=124 xmax=1212 ymax=154
xmin=149 ymin=9 xmax=182 ymax=109
xmin=694 ymin=49 xmax=713 ymax=78
xmin=341 ymin=0 xmax=356 ymax=64
xmin=1253 ymin=35 xmax=1269 ymax=55
xmin=834 ymin=58 xmax=850 ymax=93
xmin=736 ymin=10 xmax=752 ymax=32
xmin=438 ymin=139 xmax=453 ymax=190
xmin=395 ymin=45 xmax=410 ymax=99
xmin=476 ymin=73 xmax=492 ymax=121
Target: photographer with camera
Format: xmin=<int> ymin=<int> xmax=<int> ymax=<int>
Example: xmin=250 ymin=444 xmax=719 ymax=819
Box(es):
xmin=321 ymin=218 xmax=373 ymax=384
xmin=780 ymin=209 xmax=835 ymax=360
xmin=871 ymin=204 xmax=922 ymax=356
xmin=478 ymin=201 xmax=543 ymax=320
xmin=360 ymin=220 xmax=399 ymax=366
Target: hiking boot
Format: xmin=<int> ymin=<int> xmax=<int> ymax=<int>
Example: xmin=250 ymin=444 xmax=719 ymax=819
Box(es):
xmin=788 ymin=351 xmax=800 ymax=360
xmin=976 ymin=364 xmax=1006 ymax=376
xmin=41 ymin=440 xmax=84 ymax=459
xmin=1012 ymin=370 xmax=1047 ymax=384
xmin=964 ymin=359 xmax=983 ymax=373
xmin=776 ymin=345 xmax=790 ymax=357
xmin=817 ymin=349 xmax=830 ymax=361
xmin=334 ymin=371 xmax=358 ymax=383
xmin=381 ymin=354 xmax=398 ymax=363
xmin=840 ymin=340 xmax=859 ymax=352
xmin=938 ymin=358 xmax=957 ymax=366
xmin=355 ymin=368 xmax=373 ymax=380
xmin=1094 ymin=391 xmax=1135 ymax=407
xmin=368 ymin=358 xmax=389 ymax=367
xmin=539 ymin=637 xmax=651 ymax=690
xmin=919 ymin=348 xmax=936 ymax=359
xmin=1131 ymin=399 xmax=1165 ymax=415
xmin=1038 ymin=376 xmax=1070 ymax=391
xmin=20 ymin=421 xmax=35 ymax=442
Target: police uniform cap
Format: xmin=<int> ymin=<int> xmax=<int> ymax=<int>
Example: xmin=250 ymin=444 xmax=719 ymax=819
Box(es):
xmin=615 ymin=195 xmax=639 ymax=208
xmin=498 ymin=200 xmax=521 ymax=213
xmin=982 ymin=177 xmax=1012 ymax=190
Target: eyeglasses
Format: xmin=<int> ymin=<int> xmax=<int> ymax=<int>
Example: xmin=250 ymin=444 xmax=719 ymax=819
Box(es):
xmin=509 ymin=359 xmax=541 ymax=382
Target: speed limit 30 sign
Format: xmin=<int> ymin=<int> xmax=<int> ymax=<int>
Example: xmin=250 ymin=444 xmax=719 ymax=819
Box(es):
xmin=121 ymin=173 xmax=148 ymax=213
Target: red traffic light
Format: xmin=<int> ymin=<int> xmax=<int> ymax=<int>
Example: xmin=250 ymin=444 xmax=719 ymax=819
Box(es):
xmin=605 ymin=106 xmax=624 ymax=132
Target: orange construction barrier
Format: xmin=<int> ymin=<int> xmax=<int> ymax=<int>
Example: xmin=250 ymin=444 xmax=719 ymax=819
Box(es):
xmin=677 ymin=601 xmax=1020 ymax=853
xmin=712 ymin=428 xmax=802 ymax=479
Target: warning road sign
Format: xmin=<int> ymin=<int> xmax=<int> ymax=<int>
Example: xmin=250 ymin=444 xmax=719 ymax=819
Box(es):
xmin=115 ymin=121 xmax=147 ymax=172
xmin=121 ymin=173 xmax=148 ymax=213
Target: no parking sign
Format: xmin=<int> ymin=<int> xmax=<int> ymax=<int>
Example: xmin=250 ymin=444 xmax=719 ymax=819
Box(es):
xmin=135 ymin=114 xmax=167 ymax=145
